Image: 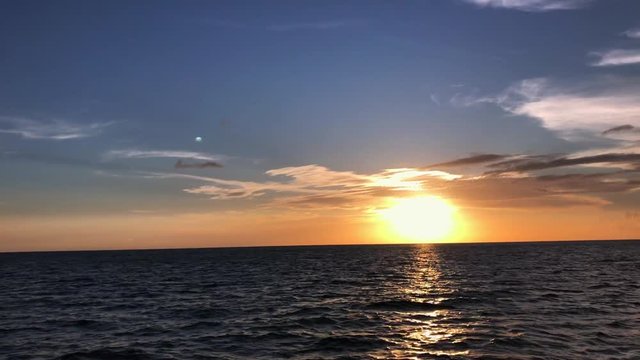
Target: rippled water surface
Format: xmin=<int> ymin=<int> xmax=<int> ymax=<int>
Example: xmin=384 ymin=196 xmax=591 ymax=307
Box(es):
xmin=2 ymin=241 xmax=640 ymax=359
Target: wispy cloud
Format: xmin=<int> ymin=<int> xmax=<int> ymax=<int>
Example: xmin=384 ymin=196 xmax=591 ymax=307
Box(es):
xmin=140 ymin=151 xmax=640 ymax=210
xmin=429 ymin=150 xmax=640 ymax=208
xmin=0 ymin=116 xmax=113 ymax=140
xmin=430 ymin=94 xmax=441 ymax=106
xmin=466 ymin=78 xmax=640 ymax=140
xmin=591 ymin=49 xmax=640 ymax=67
xmin=602 ymin=125 xmax=640 ymax=141
xmin=486 ymin=153 xmax=640 ymax=172
xmin=429 ymin=154 xmax=509 ymax=168
xmin=105 ymin=149 xmax=226 ymax=162
xmin=1 ymin=150 xmax=184 ymax=173
xmin=603 ymin=125 xmax=636 ymax=135
xmin=623 ymin=28 xmax=640 ymax=39
xmin=461 ymin=0 xmax=592 ymax=11
xmin=143 ymin=165 xmax=459 ymax=210
xmin=266 ymin=20 xmax=365 ymax=32
xmin=174 ymin=159 xmax=223 ymax=169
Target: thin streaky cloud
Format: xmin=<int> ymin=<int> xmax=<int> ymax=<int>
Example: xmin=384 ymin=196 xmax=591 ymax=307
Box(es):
xmin=141 ymin=159 xmax=640 ymax=210
xmin=105 ymin=149 xmax=226 ymax=162
xmin=486 ymin=153 xmax=640 ymax=173
xmin=601 ymin=125 xmax=640 ymax=141
xmin=174 ymin=159 xmax=223 ymax=169
xmin=591 ymin=49 xmax=640 ymax=66
xmin=1 ymin=151 xmax=189 ymax=173
xmin=429 ymin=154 xmax=509 ymax=168
xmin=461 ymin=0 xmax=592 ymax=12
xmin=623 ymin=28 xmax=640 ymax=39
xmin=602 ymin=125 xmax=636 ymax=135
xmin=144 ymin=165 xmax=461 ymax=204
xmin=570 ymin=144 xmax=640 ymax=159
xmin=142 ymin=152 xmax=640 ymax=211
xmin=0 ymin=117 xmax=113 ymax=140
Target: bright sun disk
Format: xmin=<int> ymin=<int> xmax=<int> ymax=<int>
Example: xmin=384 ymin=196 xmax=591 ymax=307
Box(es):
xmin=377 ymin=196 xmax=456 ymax=242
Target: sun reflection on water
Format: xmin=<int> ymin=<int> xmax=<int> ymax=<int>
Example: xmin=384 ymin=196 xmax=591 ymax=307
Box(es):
xmin=369 ymin=245 xmax=474 ymax=359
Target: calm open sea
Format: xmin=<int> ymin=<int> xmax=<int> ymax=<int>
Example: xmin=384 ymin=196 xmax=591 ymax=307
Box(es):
xmin=1 ymin=241 xmax=640 ymax=359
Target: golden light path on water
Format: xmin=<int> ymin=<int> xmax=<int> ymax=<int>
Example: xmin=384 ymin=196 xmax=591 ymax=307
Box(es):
xmin=368 ymin=246 xmax=475 ymax=359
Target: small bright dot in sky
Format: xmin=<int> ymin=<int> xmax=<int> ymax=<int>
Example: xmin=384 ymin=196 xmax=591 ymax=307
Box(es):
xmin=195 ymin=136 xmax=202 ymax=142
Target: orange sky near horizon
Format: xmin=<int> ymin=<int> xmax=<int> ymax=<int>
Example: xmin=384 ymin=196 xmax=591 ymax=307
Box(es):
xmin=2 ymin=203 xmax=639 ymax=252
xmin=2 ymin=1 xmax=640 ymax=252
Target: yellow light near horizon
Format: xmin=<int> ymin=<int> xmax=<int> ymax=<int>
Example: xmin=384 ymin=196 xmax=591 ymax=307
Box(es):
xmin=377 ymin=196 xmax=456 ymax=242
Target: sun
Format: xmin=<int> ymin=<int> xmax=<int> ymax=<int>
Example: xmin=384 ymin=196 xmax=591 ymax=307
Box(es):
xmin=376 ymin=196 xmax=457 ymax=242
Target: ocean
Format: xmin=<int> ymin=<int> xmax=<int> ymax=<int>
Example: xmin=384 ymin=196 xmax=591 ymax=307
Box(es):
xmin=1 ymin=241 xmax=639 ymax=359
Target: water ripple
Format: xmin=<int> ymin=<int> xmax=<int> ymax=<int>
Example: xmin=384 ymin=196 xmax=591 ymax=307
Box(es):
xmin=1 ymin=241 xmax=640 ymax=359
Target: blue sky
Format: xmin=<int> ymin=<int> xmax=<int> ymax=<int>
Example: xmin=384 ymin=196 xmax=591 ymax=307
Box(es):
xmin=2 ymin=0 xmax=640 ymax=249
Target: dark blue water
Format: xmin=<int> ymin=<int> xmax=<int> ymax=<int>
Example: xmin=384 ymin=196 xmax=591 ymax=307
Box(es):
xmin=1 ymin=241 xmax=640 ymax=359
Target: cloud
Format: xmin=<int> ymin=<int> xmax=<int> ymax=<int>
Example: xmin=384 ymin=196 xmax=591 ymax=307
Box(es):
xmin=602 ymin=125 xmax=640 ymax=141
xmin=461 ymin=0 xmax=592 ymax=11
xmin=486 ymin=153 xmax=640 ymax=172
xmin=434 ymin=150 xmax=640 ymax=208
xmin=570 ymin=143 xmax=640 ymax=158
xmin=266 ymin=20 xmax=365 ymax=32
xmin=144 ymin=165 xmax=460 ymax=207
xmin=429 ymin=154 xmax=509 ymax=168
xmin=479 ymin=78 xmax=640 ymax=140
xmin=1 ymin=150 xmax=188 ymax=173
xmin=439 ymin=176 xmax=616 ymax=208
xmin=623 ymin=28 xmax=640 ymax=39
xmin=591 ymin=49 xmax=640 ymax=67
xmin=2 ymin=151 xmax=105 ymax=169
xmin=174 ymin=159 xmax=223 ymax=169
xmin=105 ymin=149 xmax=225 ymax=162
xmin=4 ymin=149 xmax=226 ymax=173
xmin=140 ymin=151 xmax=640 ymax=211
xmin=0 ymin=117 xmax=113 ymax=140
xmin=602 ymin=124 xmax=636 ymax=135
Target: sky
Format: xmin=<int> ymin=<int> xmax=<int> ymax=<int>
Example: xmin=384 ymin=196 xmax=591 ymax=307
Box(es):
xmin=2 ymin=0 xmax=640 ymax=251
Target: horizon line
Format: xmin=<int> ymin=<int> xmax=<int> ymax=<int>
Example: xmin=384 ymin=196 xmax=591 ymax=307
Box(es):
xmin=1 ymin=238 xmax=639 ymax=255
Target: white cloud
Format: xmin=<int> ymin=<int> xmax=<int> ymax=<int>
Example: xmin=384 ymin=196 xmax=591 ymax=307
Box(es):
xmin=462 ymin=0 xmax=591 ymax=11
xmin=0 ymin=117 xmax=113 ymax=140
xmin=142 ymin=159 xmax=639 ymax=210
xmin=105 ymin=149 xmax=225 ymax=162
xmin=591 ymin=49 xmax=640 ymax=67
xmin=142 ymin=165 xmax=460 ymax=209
xmin=487 ymin=78 xmax=640 ymax=140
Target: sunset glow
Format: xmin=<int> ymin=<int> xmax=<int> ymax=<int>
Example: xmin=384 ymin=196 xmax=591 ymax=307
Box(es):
xmin=1 ymin=0 xmax=640 ymax=253
xmin=2 ymin=2 xmax=639 ymax=359
xmin=377 ymin=196 xmax=457 ymax=243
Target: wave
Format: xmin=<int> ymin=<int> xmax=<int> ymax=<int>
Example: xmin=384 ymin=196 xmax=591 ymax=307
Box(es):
xmin=55 ymin=348 xmax=156 ymax=360
xmin=3 ymin=241 xmax=639 ymax=359
xmin=366 ymin=299 xmax=452 ymax=311
xmin=308 ymin=335 xmax=392 ymax=353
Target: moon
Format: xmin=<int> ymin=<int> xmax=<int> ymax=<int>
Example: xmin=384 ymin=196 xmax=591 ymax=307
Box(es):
xmin=195 ymin=136 xmax=203 ymax=142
